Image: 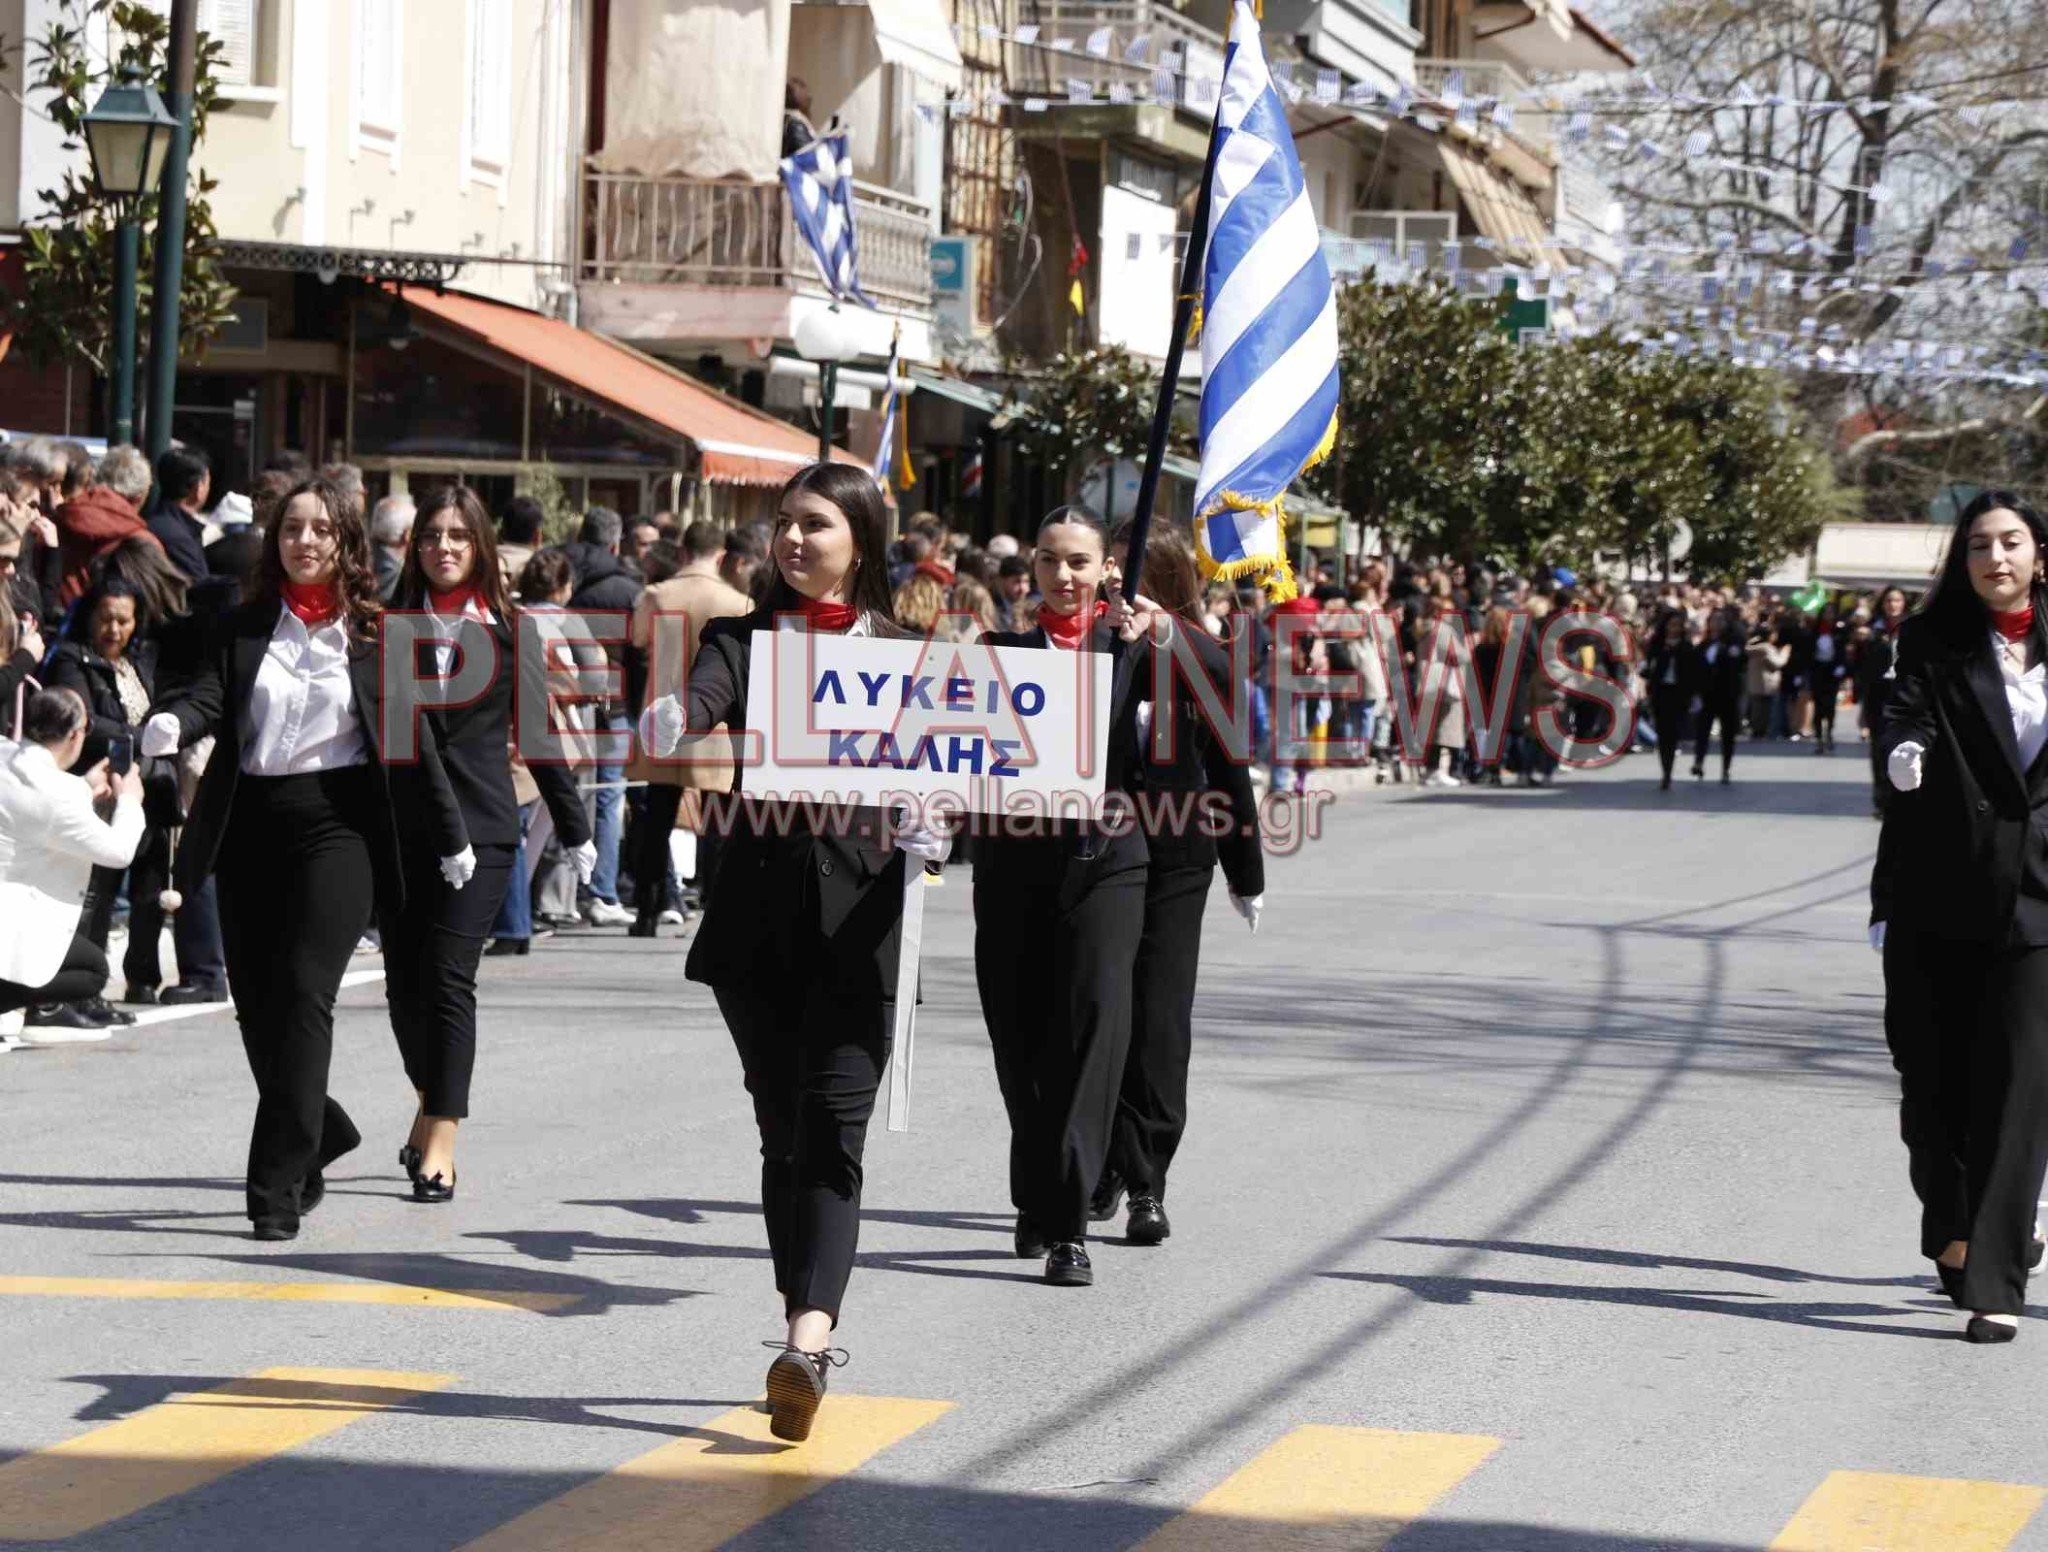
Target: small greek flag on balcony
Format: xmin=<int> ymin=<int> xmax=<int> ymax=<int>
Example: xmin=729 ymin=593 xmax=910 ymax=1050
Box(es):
xmin=1191 ymin=0 xmax=1339 ymax=602
xmin=779 ymin=129 xmax=874 ymax=307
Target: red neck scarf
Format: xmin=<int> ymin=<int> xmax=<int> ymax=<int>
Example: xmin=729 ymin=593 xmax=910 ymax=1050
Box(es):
xmin=281 ymin=580 xmax=341 ymax=628
xmin=797 ymin=596 xmax=858 ymax=634
xmin=428 ymin=583 xmax=488 ymax=621
xmin=1995 ymin=604 xmax=2035 ymax=643
xmin=1041 ymin=599 xmax=1107 ymax=650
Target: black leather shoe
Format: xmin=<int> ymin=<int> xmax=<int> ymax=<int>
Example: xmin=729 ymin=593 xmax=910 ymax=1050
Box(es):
xmin=25 ymin=1002 xmax=111 ymax=1029
xmin=160 ymin=979 xmax=229 ymax=1005
xmin=627 ymin=917 xmax=661 ymax=938
xmin=483 ymin=938 xmax=530 ymax=957
xmin=1014 ymin=1213 xmax=1050 ymax=1260
xmin=412 ymin=1170 xmax=457 ymax=1204
xmin=398 ymin=1144 xmax=423 ymax=1182
xmin=1044 ymin=1242 xmax=1093 ymax=1286
xmin=251 ymin=1216 xmax=298 ymax=1242
xmin=1088 ymin=1171 xmax=1126 ymax=1225
xmin=81 ymin=996 xmax=135 ymax=1026
xmin=762 ymin=1343 xmax=847 ymax=1443
xmin=300 ymin=1171 xmax=325 ymax=1215
xmin=122 ymin=984 xmax=158 ymax=1005
xmin=1126 ymin=1195 xmax=1171 ymax=1246
xmin=1967 ymin=1316 xmax=2019 ymax=1344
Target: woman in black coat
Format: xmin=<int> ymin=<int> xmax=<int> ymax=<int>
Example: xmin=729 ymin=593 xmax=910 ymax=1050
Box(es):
xmin=1088 ymin=521 xmax=1263 ymax=1244
xmin=381 ymin=485 xmax=595 ymax=1201
xmin=641 ymin=462 xmax=926 ymax=1444
xmin=1691 ymin=608 xmax=1747 ymax=783
xmin=974 ymin=504 xmax=1158 ymax=1289
xmin=1875 ymin=488 xmax=2048 ymax=1342
xmin=141 ymin=477 xmax=465 ymax=1241
xmin=1640 ymin=610 xmax=1699 ymax=792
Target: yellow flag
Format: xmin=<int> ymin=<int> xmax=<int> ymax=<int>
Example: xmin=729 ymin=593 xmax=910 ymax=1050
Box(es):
xmin=1069 ymin=278 xmax=1085 ymax=315
xmin=895 ymin=394 xmax=917 ymax=489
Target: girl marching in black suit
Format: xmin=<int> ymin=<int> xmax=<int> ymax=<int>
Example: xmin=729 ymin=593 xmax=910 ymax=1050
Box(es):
xmin=975 ymin=504 xmax=1158 ymax=1289
xmin=383 ymin=486 xmax=596 ymax=1200
xmin=642 ymin=463 xmax=931 ymax=1443
xmin=1691 ymin=607 xmax=1747 ymax=784
xmin=1641 ymin=610 xmax=1700 ymax=792
xmin=140 ymin=477 xmax=465 ymax=1240
xmin=1088 ymin=521 xmax=1263 ymax=1244
xmin=1876 ymin=489 xmax=2048 ymax=1342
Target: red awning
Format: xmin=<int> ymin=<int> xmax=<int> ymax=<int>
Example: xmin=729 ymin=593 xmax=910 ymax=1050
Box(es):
xmin=391 ymin=285 xmax=859 ymax=486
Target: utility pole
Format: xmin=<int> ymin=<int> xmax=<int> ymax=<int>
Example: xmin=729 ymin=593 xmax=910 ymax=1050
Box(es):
xmin=143 ymin=0 xmax=197 ymax=459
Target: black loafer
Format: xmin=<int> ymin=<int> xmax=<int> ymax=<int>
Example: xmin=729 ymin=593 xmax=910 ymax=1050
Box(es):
xmin=1014 ymin=1213 xmax=1050 ymax=1260
xmin=483 ymin=939 xmax=530 ymax=957
xmin=1044 ymin=1241 xmax=1093 ymax=1286
xmin=1967 ymin=1316 xmax=2019 ymax=1344
xmin=1088 ymin=1171 xmax=1126 ymax=1225
xmin=1126 ymin=1195 xmax=1171 ymax=1246
xmin=122 ymin=984 xmax=159 ymax=1005
xmin=412 ymin=1170 xmax=457 ymax=1204
xmin=763 ymin=1344 xmax=846 ymax=1443
xmin=160 ymin=979 xmax=229 ymax=1005
xmin=627 ymin=918 xmax=661 ymax=939
xmin=251 ymin=1216 xmax=298 ymax=1242
xmin=82 ymin=997 xmax=135 ymax=1026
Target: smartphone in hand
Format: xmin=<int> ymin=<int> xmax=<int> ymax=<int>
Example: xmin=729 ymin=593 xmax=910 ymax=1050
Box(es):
xmin=107 ymin=735 xmax=133 ymax=776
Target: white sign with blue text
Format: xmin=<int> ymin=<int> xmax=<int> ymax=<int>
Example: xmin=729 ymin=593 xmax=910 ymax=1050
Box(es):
xmin=743 ymin=630 xmax=1111 ymax=815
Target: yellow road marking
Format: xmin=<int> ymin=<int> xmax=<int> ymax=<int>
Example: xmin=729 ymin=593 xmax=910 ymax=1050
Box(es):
xmin=0 ymin=1274 xmax=580 ymax=1313
xmin=1136 ymin=1425 xmax=1501 ymax=1551
xmin=1770 ymin=1470 xmax=2046 ymax=1551
xmin=0 ymin=1366 xmax=454 ymax=1543
xmin=462 ymin=1395 xmax=952 ymax=1552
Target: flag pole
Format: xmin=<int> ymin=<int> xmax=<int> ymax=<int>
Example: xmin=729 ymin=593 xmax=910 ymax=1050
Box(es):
xmin=1116 ymin=79 xmax=1229 ymax=640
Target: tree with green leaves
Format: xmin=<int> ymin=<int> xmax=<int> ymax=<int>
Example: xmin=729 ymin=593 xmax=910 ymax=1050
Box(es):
xmin=3 ymin=0 xmax=236 ymax=378
xmin=1004 ymin=345 xmax=1190 ymax=492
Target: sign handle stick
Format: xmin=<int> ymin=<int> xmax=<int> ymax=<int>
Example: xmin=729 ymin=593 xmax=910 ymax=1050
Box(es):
xmin=886 ymin=861 xmax=927 ymax=1133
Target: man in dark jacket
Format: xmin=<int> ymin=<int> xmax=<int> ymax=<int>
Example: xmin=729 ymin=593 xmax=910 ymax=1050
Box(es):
xmin=562 ymin=508 xmax=642 ymax=926
xmin=143 ymin=445 xmax=211 ymax=583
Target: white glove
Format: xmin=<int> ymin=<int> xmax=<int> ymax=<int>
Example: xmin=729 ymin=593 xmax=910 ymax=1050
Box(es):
xmin=439 ymin=845 xmax=477 ymax=891
xmin=1869 ymin=921 xmax=1886 ymax=954
xmin=570 ymin=839 xmax=597 ymax=884
xmin=640 ymin=695 xmax=686 ymax=758
xmin=1887 ymin=740 xmax=1924 ymax=793
xmin=140 ymin=711 xmax=181 ymax=758
xmin=892 ymin=815 xmax=949 ymax=864
xmin=1230 ymin=892 xmax=1263 ymax=935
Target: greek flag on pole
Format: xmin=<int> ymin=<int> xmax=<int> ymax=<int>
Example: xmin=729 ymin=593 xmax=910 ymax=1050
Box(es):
xmin=1191 ymin=0 xmax=1339 ymax=601
xmin=779 ymin=129 xmax=874 ymax=307
xmin=872 ymin=326 xmax=909 ymax=489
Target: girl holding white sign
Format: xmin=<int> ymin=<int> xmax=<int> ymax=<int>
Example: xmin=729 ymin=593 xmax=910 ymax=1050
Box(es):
xmin=975 ymin=504 xmax=1161 ymax=1288
xmin=641 ymin=463 xmax=937 ymax=1441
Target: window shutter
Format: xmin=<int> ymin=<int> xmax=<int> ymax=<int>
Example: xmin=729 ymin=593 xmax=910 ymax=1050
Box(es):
xmin=200 ymin=0 xmax=256 ymax=87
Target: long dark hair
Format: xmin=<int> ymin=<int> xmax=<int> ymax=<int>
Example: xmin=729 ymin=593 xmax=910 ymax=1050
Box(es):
xmin=254 ymin=476 xmax=382 ymax=637
xmin=93 ymin=533 xmax=189 ymax=629
xmin=760 ymin=463 xmax=897 ymax=626
xmin=1110 ymin=517 xmax=1204 ymax=626
xmin=65 ymin=574 xmax=146 ymax=655
xmin=395 ymin=484 xmax=511 ymax=617
xmin=1919 ymin=489 xmax=2048 ymax=647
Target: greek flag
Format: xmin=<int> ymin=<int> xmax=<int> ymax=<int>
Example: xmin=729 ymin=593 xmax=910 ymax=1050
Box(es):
xmin=779 ymin=129 xmax=873 ymax=306
xmin=1191 ymin=0 xmax=1339 ymax=600
xmin=872 ymin=326 xmax=914 ymax=491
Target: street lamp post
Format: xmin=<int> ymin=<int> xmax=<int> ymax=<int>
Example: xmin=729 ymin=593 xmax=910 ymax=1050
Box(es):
xmin=793 ymin=305 xmax=860 ymax=464
xmin=144 ymin=0 xmax=199 ymax=459
xmin=80 ymin=70 xmax=177 ymax=446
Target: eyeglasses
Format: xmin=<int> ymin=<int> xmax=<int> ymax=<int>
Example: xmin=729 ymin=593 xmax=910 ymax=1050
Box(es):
xmin=421 ymin=528 xmax=476 ymax=550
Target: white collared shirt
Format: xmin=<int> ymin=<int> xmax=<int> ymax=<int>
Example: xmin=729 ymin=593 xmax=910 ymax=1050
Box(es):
xmin=241 ymin=605 xmax=368 ymax=776
xmin=1995 ymin=631 xmax=2048 ymax=772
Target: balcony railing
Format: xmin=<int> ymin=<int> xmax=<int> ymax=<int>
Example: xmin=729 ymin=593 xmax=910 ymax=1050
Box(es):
xmin=1414 ymin=58 xmax=1555 ymax=161
xmin=1007 ymin=0 xmax=1226 ymax=111
xmin=1321 ymin=213 xmax=1459 ymax=284
xmin=581 ymin=172 xmax=934 ymax=310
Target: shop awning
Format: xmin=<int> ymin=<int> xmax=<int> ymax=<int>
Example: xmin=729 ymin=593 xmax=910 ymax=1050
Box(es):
xmin=1812 ymin=522 xmax=1948 ymax=588
xmin=393 ymin=286 xmax=857 ymax=486
xmin=867 ymin=0 xmax=964 ymax=91
xmin=1437 ymin=141 xmax=1556 ymax=266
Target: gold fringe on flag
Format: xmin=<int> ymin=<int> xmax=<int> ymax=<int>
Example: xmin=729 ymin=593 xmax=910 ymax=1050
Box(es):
xmin=1191 ymin=409 xmax=1338 ymax=603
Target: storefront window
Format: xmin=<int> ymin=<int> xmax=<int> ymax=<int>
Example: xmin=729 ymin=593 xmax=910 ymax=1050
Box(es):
xmin=529 ymin=384 xmax=679 ymax=468
xmin=352 ymin=333 xmax=525 ymax=461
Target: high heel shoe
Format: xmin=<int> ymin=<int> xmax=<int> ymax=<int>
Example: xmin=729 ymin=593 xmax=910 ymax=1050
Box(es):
xmin=761 ymin=1342 xmax=847 ymax=1443
xmin=412 ymin=1169 xmax=456 ymax=1204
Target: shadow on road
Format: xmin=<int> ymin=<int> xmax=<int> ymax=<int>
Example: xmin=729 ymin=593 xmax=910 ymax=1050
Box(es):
xmin=1381 ymin=1236 xmax=1929 ymax=1289
xmin=186 ymin=1250 xmax=698 ymax=1318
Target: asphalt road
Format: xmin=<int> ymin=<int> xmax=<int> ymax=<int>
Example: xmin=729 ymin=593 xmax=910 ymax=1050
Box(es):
xmin=5 ymin=739 xmax=2047 ymax=1551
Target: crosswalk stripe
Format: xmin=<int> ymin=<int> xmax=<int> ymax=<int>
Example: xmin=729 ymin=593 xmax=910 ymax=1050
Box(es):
xmin=460 ymin=1395 xmax=952 ymax=1552
xmin=0 ymin=1366 xmax=454 ymax=1543
xmin=1770 ymin=1470 xmax=2046 ymax=1551
xmin=0 ymin=1274 xmax=580 ymax=1313
xmin=1134 ymin=1425 xmax=1501 ymax=1551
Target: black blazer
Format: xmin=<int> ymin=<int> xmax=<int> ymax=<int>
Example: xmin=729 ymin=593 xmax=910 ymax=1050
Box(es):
xmin=393 ymin=614 xmax=591 ymax=854
xmin=152 ymin=601 xmax=465 ymax=907
xmin=44 ymin=639 xmax=156 ymax=770
xmin=1874 ymin=612 xmax=2048 ymax=944
xmin=681 ymin=610 xmax=906 ymax=998
xmin=1130 ymin=623 xmax=1263 ymax=896
xmin=1642 ymin=638 xmax=1702 ymax=702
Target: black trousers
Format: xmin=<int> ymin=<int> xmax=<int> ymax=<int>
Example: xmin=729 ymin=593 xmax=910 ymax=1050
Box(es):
xmin=1107 ymin=861 xmax=1213 ymax=1198
xmin=381 ymin=843 xmax=514 ymax=1119
xmin=713 ymin=980 xmax=889 ymax=1322
xmin=0 ymin=934 xmax=109 ymax=1013
xmin=1814 ymin=676 xmax=1840 ymax=740
xmin=634 ymin=784 xmax=684 ymax=921
xmin=82 ymin=823 xmax=172 ymax=989
xmin=1883 ymin=927 xmax=2048 ymax=1314
xmin=1649 ymin=690 xmax=1691 ymax=782
xmin=1693 ymin=695 xmax=1739 ymax=773
xmin=217 ymin=770 xmax=377 ymax=1223
xmin=976 ymin=855 xmax=1149 ymax=1241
